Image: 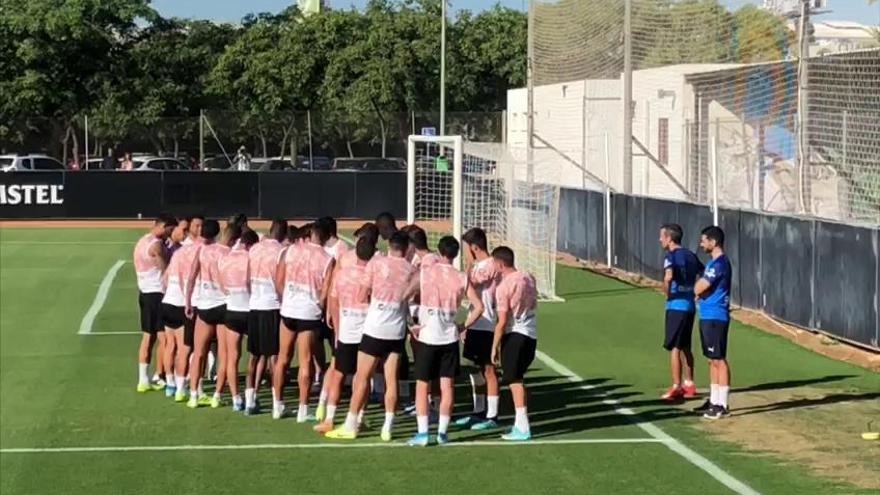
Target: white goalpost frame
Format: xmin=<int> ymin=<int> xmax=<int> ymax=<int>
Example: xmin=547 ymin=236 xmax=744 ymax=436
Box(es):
xmin=407 ymin=134 xmax=464 ymax=251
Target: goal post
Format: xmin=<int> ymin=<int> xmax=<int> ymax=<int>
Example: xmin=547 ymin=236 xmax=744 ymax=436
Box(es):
xmin=407 ymin=134 xmax=561 ymax=300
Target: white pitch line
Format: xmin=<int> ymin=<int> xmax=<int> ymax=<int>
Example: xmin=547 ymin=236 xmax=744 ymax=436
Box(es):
xmin=78 ymin=260 xmax=127 ymax=335
xmin=535 ymin=351 xmax=760 ymax=495
xmin=0 ymin=437 xmax=662 ymax=454
xmin=84 ymin=331 xmax=142 ymax=336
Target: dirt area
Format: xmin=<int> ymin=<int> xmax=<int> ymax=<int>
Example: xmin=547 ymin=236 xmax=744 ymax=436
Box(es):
xmin=696 ymin=386 xmax=880 ymax=490
xmin=557 ymin=253 xmax=880 ymax=373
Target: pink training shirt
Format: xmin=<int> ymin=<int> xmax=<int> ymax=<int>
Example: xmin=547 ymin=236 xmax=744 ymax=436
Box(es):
xmin=195 ymin=243 xmax=230 ymax=310
xmin=218 ymin=246 xmax=250 ymax=312
xmin=248 ymin=238 xmax=284 ymax=311
xmin=324 ymin=237 xmax=349 ymax=261
xmin=331 ymin=263 xmax=369 ymax=344
xmin=468 ymin=257 xmax=501 ymax=332
xmin=171 ymin=240 xmax=202 ymax=307
xmin=133 ymin=233 xmax=164 ymax=294
xmin=280 ymin=241 xmax=334 ymax=320
xmin=495 ymin=270 xmax=538 ymax=340
xmin=361 ymin=255 xmax=416 ymax=340
xmin=417 ymin=260 xmax=468 ymax=345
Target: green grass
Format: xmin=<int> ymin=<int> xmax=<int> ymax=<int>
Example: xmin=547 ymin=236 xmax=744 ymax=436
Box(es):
xmin=1 ymin=228 xmax=878 ymax=495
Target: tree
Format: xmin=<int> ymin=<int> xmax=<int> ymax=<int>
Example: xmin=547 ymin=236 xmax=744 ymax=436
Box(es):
xmin=733 ymin=5 xmax=794 ymax=63
xmin=638 ymin=0 xmax=736 ymax=67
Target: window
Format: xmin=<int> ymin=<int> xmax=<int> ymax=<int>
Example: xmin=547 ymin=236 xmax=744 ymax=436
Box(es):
xmin=18 ymin=158 xmax=32 ymax=170
xmin=33 ymin=158 xmax=64 ymax=170
xmin=147 ymin=160 xmax=165 ymax=170
xmin=658 ymin=118 xmax=669 ymax=166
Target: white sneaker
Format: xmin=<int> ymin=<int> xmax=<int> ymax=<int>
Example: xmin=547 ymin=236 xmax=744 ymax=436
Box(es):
xmin=272 ymin=405 xmax=286 ymax=420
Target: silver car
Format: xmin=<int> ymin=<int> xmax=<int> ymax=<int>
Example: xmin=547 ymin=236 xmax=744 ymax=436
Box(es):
xmin=0 ymin=154 xmax=66 ymax=172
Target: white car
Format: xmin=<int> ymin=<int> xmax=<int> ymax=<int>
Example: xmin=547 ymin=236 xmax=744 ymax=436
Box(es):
xmin=130 ymin=156 xmax=189 ymax=171
xmin=0 ymin=154 xmax=66 ymax=172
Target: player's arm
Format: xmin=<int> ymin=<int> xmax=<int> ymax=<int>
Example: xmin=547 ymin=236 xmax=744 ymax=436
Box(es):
xmin=149 ymin=241 xmax=167 ymax=272
xmin=274 ymin=250 xmax=287 ymax=297
xmin=694 ymin=265 xmax=716 ymax=299
xmin=356 ymin=262 xmax=374 ymax=305
xmin=217 ymin=262 xmax=228 ymax=295
xmin=462 ymin=282 xmax=484 ymax=330
xmin=318 ymin=259 xmax=336 ymax=311
xmin=663 ymin=268 xmax=673 ymax=297
xmin=184 ymin=252 xmax=201 ymax=318
xmin=491 ymin=310 xmax=509 ymax=366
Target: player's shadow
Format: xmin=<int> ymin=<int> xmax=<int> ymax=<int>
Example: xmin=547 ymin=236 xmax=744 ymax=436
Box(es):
xmin=731 ymin=391 xmax=880 ymax=417
xmin=733 ymin=374 xmax=858 ymax=393
xmin=557 ymin=286 xmax=650 ymax=300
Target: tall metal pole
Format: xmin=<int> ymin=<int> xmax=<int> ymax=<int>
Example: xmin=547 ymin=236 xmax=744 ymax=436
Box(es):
xmin=623 ymin=0 xmax=633 ymax=194
xmin=526 ymin=0 xmax=535 ymax=183
xmin=307 ymin=110 xmax=314 ymax=171
xmin=84 ymin=115 xmax=89 ymax=170
xmin=199 ymin=109 xmax=205 ymax=170
xmin=440 ymin=0 xmax=446 ymax=137
xmin=796 ymin=0 xmax=810 ymax=213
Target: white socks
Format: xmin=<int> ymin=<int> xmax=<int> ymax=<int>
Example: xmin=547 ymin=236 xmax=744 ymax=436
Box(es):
xmin=245 ymin=388 xmax=256 ymax=408
xmin=473 ymin=394 xmax=486 ymax=414
xmin=344 ymin=412 xmax=358 ymax=432
xmin=326 ymin=405 xmax=337 ymax=423
xmin=138 ymin=363 xmax=149 ymax=385
xmin=710 ymin=384 xmax=720 ymax=405
xmin=514 ymin=407 xmax=530 ymax=433
xmin=382 ymin=412 xmax=395 ymax=433
xmin=438 ymin=415 xmax=450 ymax=435
xmin=718 ymin=386 xmax=730 ymax=408
xmin=319 ymin=389 xmax=328 ymax=407
xmin=232 ymin=394 xmax=243 ymax=408
xmin=175 ymin=375 xmax=186 ymax=393
xmin=417 ymin=415 xmax=429 ymax=434
xmin=486 ymin=395 xmax=499 ymax=419
xmin=356 ymin=409 xmax=365 ymax=427
xmin=297 ymin=404 xmax=309 ymax=423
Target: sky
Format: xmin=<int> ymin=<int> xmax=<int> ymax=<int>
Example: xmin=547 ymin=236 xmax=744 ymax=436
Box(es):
xmin=152 ymin=0 xmax=880 ymax=25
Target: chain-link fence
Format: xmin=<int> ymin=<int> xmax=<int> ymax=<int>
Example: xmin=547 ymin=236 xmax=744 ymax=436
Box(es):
xmin=523 ymin=0 xmax=880 ymax=226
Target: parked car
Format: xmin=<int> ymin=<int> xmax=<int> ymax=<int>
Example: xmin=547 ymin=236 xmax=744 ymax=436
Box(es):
xmin=131 ymin=156 xmax=190 ymax=171
xmin=296 ymin=155 xmax=332 ymax=170
xmin=331 ymin=157 xmax=405 ymax=171
xmin=0 ymin=154 xmax=66 ymax=172
xmin=202 ymin=156 xmax=233 ymax=171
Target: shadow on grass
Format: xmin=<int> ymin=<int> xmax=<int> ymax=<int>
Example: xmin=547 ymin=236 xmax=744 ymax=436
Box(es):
xmin=732 ymin=391 xmax=880 ymax=417
xmin=557 ymin=286 xmax=650 ymax=300
xmin=734 ymin=374 xmax=858 ymax=393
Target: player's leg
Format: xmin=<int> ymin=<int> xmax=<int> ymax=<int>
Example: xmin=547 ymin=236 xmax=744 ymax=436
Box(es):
xmin=436 ymin=343 xmax=459 ymax=443
xmin=162 ymin=327 xmax=178 ymax=397
xmin=295 ymin=327 xmax=317 ymax=422
xmin=187 ymin=317 xmax=214 ymax=407
xmin=272 ymin=319 xmax=296 ymax=419
xmin=137 ymin=292 xmax=163 ymax=392
xmin=317 ymin=358 xmax=335 ymax=422
xmin=326 ymin=351 xmax=379 ymax=439
xmin=409 ymin=342 xmax=433 ymax=446
xmin=176 ymin=313 xmax=195 ymax=402
xmin=211 ymin=324 xmax=228 ymax=407
xmin=173 ymin=327 xmax=189 ymax=402
xmin=226 ymin=325 xmax=243 ymax=411
xmin=703 ymin=321 xmax=730 ymax=419
xmin=137 ymin=332 xmax=157 ymax=392
xmin=154 ymin=330 xmax=167 ymax=386
xmin=501 ymin=334 xmax=536 ymax=442
xmin=380 ymin=351 xmax=400 ymax=441
xmin=680 ymin=311 xmax=697 ymax=397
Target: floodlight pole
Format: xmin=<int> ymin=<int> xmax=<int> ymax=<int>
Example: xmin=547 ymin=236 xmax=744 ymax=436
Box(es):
xmin=623 ymin=0 xmax=633 ymax=194
xmin=440 ymin=0 xmax=446 ymax=136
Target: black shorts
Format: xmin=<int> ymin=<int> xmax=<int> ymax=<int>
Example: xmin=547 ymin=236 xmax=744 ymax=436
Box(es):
xmin=501 ymin=333 xmax=537 ymax=383
xmin=248 ymin=310 xmax=280 ymax=356
xmin=161 ymin=303 xmax=185 ymax=330
xmin=197 ymin=305 xmax=226 ymax=326
xmin=281 ymin=317 xmax=322 ymax=333
xmin=335 ymin=342 xmax=360 ymax=375
xmin=463 ymin=330 xmax=494 ymax=366
xmin=183 ymin=312 xmax=196 ymax=348
xmin=700 ymin=320 xmax=730 ymax=359
xmin=414 ymin=342 xmax=460 ymax=381
xmin=663 ymin=310 xmax=695 ymax=351
xmin=320 ymin=320 xmax=334 ymax=341
xmin=225 ymin=310 xmax=249 ymax=334
xmin=359 ymin=334 xmax=405 ymax=359
xmin=138 ymin=292 xmax=164 ymax=334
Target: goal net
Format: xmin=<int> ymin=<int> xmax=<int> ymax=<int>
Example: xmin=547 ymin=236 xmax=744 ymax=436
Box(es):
xmin=407 ymin=135 xmax=561 ymax=299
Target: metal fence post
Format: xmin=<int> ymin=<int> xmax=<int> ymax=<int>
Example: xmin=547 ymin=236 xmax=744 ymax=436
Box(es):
xmin=307 ymin=110 xmax=314 ymax=171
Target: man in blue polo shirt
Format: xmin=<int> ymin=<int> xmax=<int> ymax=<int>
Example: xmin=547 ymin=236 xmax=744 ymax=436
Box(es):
xmin=694 ymin=226 xmax=732 ymax=419
xmin=659 ymin=224 xmax=703 ymax=401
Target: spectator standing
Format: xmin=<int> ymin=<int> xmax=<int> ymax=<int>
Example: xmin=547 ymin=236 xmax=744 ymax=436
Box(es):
xmin=101 ymin=148 xmax=117 ymax=170
xmin=235 ymin=146 xmax=251 ymax=171
xmin=121 ymin=152 xmax=135 ymax=171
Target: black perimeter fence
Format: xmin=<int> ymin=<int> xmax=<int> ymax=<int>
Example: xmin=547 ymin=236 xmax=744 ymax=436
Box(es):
xmin=0 ymin=171 xmax=406 ymax=220
xmin=558 ymin=188 xmax=879 ymax=351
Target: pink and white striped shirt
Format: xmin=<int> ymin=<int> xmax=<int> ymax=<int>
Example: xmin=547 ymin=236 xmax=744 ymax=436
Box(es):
xmin=361 ymin=255 xmax=416 ymax=340
xmin=218 ymin=246 xmax=250 ymax=312
xmin=248 ymin=238 xmax=284 ymax=311
xmin=280 ymin=242 xmax=334 ymax=320
xmin=195 ymin=243 xmax=230 ymax=310
xmin=133 ymin=234 xmax=164 ymax=294
xmin=417 ymin=260 xmax=467 ymax=345
xmin=495 ymin=270 xmax=538 ymax=340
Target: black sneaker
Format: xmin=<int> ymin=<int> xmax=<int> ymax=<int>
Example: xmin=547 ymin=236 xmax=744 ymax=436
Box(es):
xmin=702 ymin=405 xmax=730 ymax=420
xmin=692 ymin=399 xmax=713 ymax=413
